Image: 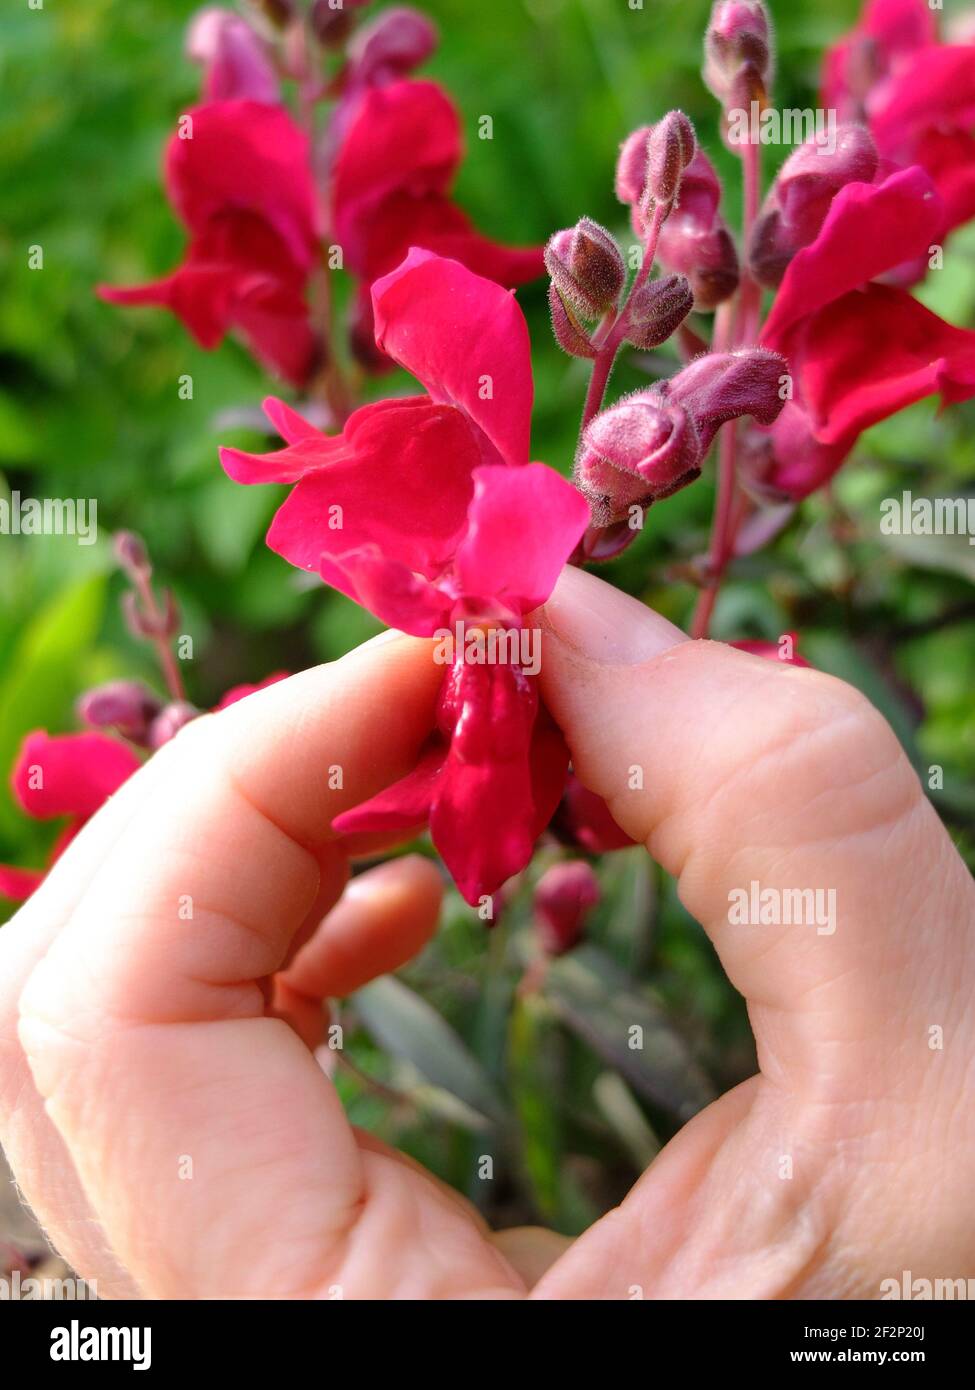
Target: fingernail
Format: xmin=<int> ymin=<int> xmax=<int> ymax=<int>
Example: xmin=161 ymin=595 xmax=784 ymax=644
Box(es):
xmin=542 ymin=564 xmax=689 ymax=664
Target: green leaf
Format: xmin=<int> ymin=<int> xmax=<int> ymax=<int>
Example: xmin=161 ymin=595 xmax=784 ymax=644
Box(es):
xmin=543 ymin=944 xmax=716 ymax=1122
xmin=354 ymin=975 xmax=508 ymax=1127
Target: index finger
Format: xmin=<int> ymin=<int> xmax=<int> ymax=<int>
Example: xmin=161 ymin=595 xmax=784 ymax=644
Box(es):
xmin=16 ymin=632 xmax=442 ymax=1298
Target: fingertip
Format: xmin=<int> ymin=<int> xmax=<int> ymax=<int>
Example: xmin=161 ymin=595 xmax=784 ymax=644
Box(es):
xmin=282 ymin=853 xmax=443 ymax=1001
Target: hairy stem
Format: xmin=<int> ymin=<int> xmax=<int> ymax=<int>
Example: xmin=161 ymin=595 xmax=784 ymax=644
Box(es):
xmin=132 ymin=571 xmax=185 ymax=703
xmin=580 ymin=202 xmax=667 ymax=431
xmin=692 ymin=137 xmax=764 ymax=639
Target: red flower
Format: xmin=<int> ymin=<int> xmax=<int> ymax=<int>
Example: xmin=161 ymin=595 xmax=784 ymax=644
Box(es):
xmin=330 ymin=79 xmax=544 ymax=359
xmin=0 ymin=731 xmax=141 ymax=903
xmin=99 ymin=101 xmax=319 ymax=385
xmin=823 ymin=0 xmax=975 ymax=266
xmin=221 ymin=250 xmax=590 ymax=903
xmin=755 ymin=166 xmax=975 ymax=499
xmin=0 ymin=675 xmax=289 ymax=904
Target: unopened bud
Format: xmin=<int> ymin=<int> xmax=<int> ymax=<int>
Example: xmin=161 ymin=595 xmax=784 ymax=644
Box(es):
xmin=662 ymin=347 xmax=788 ymax=451
xmin=643 ymin=111 xmax=697 ymax=211
xmin=749 ymin=125 xmax=878 ymax=285
xmin=575 ymin=392 xmax=703 ymax=525
xmin=346 ymin=7 xmax=438 ymax=85
xmin=548 ymin=284 xmax=597 ymax=359
xmin=148 ymin=701 xmax=201 ymax=749
xmin=310 ymin=0 xmax=370 ymax=46
xmin=703 ymin=0 xmax=773 ymax=110
xmin=534 ymin=861 xmax=600 ymax=956
xmin=615 ymin=125 xmax=652 ymax=207
xmin=77 ymin=681 xmax=163 ymax=745
xmin=114 ymin=531 xmax=150 ymax=580
xmin=186 ymin=8 xmax=280 ymax=103
xmin=655 ymin=149 xmax=739 ymax=309
xmin=544 ymin=218 xmax=626 ymax=319
xmin=625 ymin=273 xmax=694 ymax=349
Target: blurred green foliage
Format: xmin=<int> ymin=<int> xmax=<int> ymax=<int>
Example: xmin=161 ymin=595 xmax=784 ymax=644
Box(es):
xmin=1 ymin=0 xmax=973 ymax=1232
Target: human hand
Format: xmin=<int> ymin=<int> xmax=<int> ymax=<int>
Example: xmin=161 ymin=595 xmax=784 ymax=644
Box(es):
xmin=2 ymin=567 xmax=973 ymax=1299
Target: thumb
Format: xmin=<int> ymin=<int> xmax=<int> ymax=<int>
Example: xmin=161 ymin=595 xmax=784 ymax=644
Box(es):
xmin=538 ymin=565 xmax=975 ymax=1098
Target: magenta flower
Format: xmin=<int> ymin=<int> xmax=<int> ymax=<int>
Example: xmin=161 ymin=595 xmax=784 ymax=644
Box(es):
xmin=99 ymin=101 xmax=319 ymax=385
xmin=753 ymin=166 xmax=975 ymax=499
xmin=0 ymin=732 xmax=141 ymax=903
xmin=0 ymin=674 xmax=289 ymax=905
xmin=823 ymin=0 xmax=975 ymax=268
xmin=221 ymin=250 xmax=590 ymax=903
xmin=330 ymin=79 xmax=545 ymax=358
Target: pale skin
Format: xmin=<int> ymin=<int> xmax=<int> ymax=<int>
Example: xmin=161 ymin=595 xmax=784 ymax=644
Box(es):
xmin=1 ymin=565 xmax=973 ymax=1299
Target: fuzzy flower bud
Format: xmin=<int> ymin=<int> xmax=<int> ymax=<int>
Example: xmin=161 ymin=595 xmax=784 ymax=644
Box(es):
xmin=534 ymin=861 xmax=600 ymax=957
xmin=113 ymin=531 xmax=150 ymax=581
xmin=662 ymin=347 xmax=789 ymax=452
xmin=749 ymin=124 xmax=878 ymax=285
xmin=346 ymin=7 xmax=438 ymax=86
xmin=703 ymin=0 xmax=773 ymax=111
xmin=545 ymin=218 xmax=626 ymax=319
xmin=148 ymin=701 xmax=201 ymax=750
xmin=187 ymin=8 xmax=280 ymax=104
xmin=77 ymin=681 xmax=163 ymax=746
xmin=625 ymin=273 xmax=694 ymax=349
xmin=548 ymin=283 xmax=597 ymax=359
xmin=615 ymin=125 xmax=652 ymax=206
xmin=575 ymin=392 xmax=703 ymax=525
xmin=643 ymin=111 xmax=697 ymax=212
xmin=654 ymin=149 xmax=739 ymax=309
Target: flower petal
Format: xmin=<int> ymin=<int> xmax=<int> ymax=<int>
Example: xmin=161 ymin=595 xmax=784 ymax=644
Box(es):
xmin=761 ymin=166 xmax=943 ymax=349
xmin=166 ymin=101 xmax=319 ymax=268
xmin=12 ymin=731 xmax=142 ymax=822
xmin=319 ymin=547 xmax=452 ymax=636
xmin=371 ymin=248 xmax=534 ymax=466
xmin=455 ymin=463 xmax=590 ymax=613
xmin=266 ymin=400 xmax=482 ymax=578
xmin=429 ymin=661 xmax=540 ymax=904
xmin=331 ymin=742 xmax=444 ymax=835
xmin=332 ymin=79 xmax=462 ymax=268
xmin=789 ymin=283 xmax=975 ymax=444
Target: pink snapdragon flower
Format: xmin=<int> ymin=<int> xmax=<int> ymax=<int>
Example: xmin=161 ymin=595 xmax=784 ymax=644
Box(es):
xmin=0 ymin=732 xmax=141 ymax=902
xmin=330 ymin=79 xmax=545 ymax=359
xmin=99 ymin=101 xmax=319 ymax=385
xmin=220 ymin=250 xmax=590 ymax=903
xmin=0 ymin=674 xmax=288 ymax=904
xmin=823 ymin=0 xmax=975 ymax=269
xmin=752 ymin=166 xmax=975 ymax=499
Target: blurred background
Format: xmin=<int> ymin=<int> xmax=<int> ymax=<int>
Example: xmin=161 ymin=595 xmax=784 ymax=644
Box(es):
xmin=1 ymin=0 xmax=973 ymax=1255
